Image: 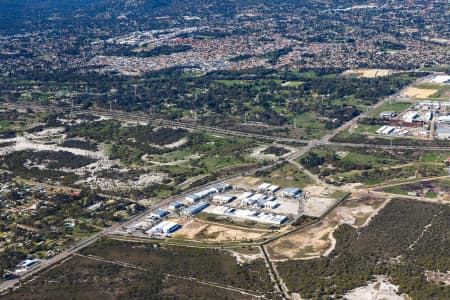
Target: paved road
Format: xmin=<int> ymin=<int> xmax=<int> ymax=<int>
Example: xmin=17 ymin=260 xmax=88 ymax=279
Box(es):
xmin=0 ymin=160 xmax=282 ymax=293
xmin=3 ymin=103 xmax=311 ymax=145
xmin=2 ymin=72 xmax=448 ymax=296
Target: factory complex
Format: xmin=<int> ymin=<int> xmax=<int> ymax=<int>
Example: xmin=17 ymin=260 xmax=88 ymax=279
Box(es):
xmin=376 ymin=100 xmax=450 ymax=139
xmin=124 ymin=180 xmax=305 ymax=238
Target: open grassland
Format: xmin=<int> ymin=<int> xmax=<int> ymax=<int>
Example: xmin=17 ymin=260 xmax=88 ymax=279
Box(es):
xmin=256 ymin=162 xmax=314 ymax=189
xmin=369 ymin=101 xmax=412 ymax=117
xmin=381 ymin=178 xmax=450 ymax=199
xmin=300 ymin=146 xmax=448 ymax=186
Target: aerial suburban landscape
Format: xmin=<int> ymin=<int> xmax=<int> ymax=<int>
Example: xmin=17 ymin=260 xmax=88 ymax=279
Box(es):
xmin=0 ymin=0 xmax=449 ymax=299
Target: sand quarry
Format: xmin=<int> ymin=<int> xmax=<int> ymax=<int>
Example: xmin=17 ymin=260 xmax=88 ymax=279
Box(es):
xmin=344 ymin=275 xmax=409 ymax=300
xmin=266 ymin=195 xmax=388 ymax=260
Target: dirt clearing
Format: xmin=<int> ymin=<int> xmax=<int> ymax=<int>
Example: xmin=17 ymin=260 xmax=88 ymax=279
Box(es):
xmin=401 ymin=87 xmax=438 ymax=98
xmin=266 ymin=195 xmax=387 ymax=260
xmin=343 ymin=69 xmax=393 ymax=78
xmin=172 ymin=220 xmax=268 ymax=242
xmin=344 ymin=275 xmax=409 ymax=300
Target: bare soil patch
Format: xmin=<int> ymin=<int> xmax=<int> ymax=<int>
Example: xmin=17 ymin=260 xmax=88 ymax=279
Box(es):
xmin=401 ymin=87 xmax=438 ymax=98
xmin=267 ymin=195 xmax=387 ymax=260
xmin=173 ymin=220 xmax=267 ymax=242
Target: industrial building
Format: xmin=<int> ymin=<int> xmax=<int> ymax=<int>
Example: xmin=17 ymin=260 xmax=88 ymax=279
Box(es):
xmin=376 ymin=125 xmax=396 ymax=135
xmin=204 ymin=205 xmax=288 ymax=225
xmin=438 ymin=115 xmax=450 ymax=124
xmin=125 ymin=181 xmax=303 ymax=238
xmin=211 ymin=183 xmax=232 ymax=192
xmin=430 ymin=75 xmax=450 ymax=84
xmin=127 ymin=220 xmax=154 ymax=232
xmin=212 ymin=194 xmax=236 ymax=204
xmin=436 ymin=124 xmax=450 ymax=139
xmin=150 ymin=221 xmax=181 ymax=234
xmin=237 ymin=192 xmax=254 ymax=200
xmin=379 ymin=111 xmax=397 ymax=119
xmin=150 ymin=209 xmax=169 ymax=219
xmin=258 ymin=182 xmax=280 ymax=193
xmin=402 ymin=111 xmax=419 ymax=123
xmin=185 ymin=194 xmax=201 ymax=203
xmin=186 ymin=201 xmax=209 ymax=215
xmin=169 ymin=201 xmax=184 ymax=209
xmin=240 ymin=193 xmax=264 ymax=206
xmin=185 ymin=187 xmax=218 ymax=203
xmin=280 ymin=187 xmax=302 ymax=198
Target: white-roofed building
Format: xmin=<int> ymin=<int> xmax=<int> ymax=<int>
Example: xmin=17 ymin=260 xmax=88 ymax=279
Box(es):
xmin=150 ymin=221 xmax=180 ymax=234
xmin=403 ymin=111 xmax=419 ymax=123
xmin=438 ymin=115 xmax=450 ymax=124
xmin=212 ymin=194 xmax=236 ymax=204
xmin=237 ymin=192 xmax=254 ymax=200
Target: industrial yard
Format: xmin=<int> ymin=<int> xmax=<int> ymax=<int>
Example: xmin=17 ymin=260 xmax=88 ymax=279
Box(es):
xmin=353 ymin=74 xmax=450 ymax=140
xmin=121 ymin=180 xmax=309 ymax=239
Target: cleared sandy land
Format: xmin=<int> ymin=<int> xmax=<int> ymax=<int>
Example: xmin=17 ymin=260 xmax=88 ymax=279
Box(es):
xmin=228 ymin=176 xmax=262 ymax=190
xmin=401 ymin=87 xmax=438 ymax=98
xmin=0 ymin=136 xmax=103 ymax=158
xmin=343 ymin=69 xmax=392 ymax=78
xmin=344 ymin=275 xmax=409 ymax=300
xmin=151 ymin=137 xmax=188 ymax=149
xmin=0 ymin=136 xmax=167 ymax=190
xmin=425 ymin=270 xmax=450 ymax=285
xmin=249 ymin=144 xmax=295 ymax=160
xmin=266 ymin=195 xmax=387 ymax=260
xmin=302 ymin=185 xmax=341 ymax=218
xmin=172 ymin=220 xmax=268 ymax=242
xmin=227 ymin=249 xmax=264 ymax=264
xmin=303 ymin=196 xmax=337 ymax=218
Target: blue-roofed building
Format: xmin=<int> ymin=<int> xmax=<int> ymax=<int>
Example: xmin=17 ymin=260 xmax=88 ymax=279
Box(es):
xmin=211 ymin=183 xmax=232 ymax=192
xmin=169 ymin=201 xmax=184 ymax=209
xmin=185 ymin=194 xmax=201 ymax=203
xmin=280 ymin=187 xmax=302 ymax=198
xmin=150 ymin=209 xmax=169 ymax=219
xmin=152 ymin=221 xmax=181 ymax=234
xmin=187 ymin=202 xmax=209 ymax=215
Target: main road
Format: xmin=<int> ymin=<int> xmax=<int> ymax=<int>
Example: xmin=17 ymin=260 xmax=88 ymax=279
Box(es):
xmin=1 ymin=72 xmax=446 ymax=294
xmin=0 ymin=157 xmax=291 ymax=294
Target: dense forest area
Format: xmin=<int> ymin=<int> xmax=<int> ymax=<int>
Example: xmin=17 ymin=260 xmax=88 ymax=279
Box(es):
xmin=81 ymin=239 xmax=275 ymax=294
xmin=1 ymin=69 xmax=422 ymax=136
xmin=277 ymin=199 xmax=450 ymax=299
xmin=5 ymin=254 xmax=268 ymax=300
